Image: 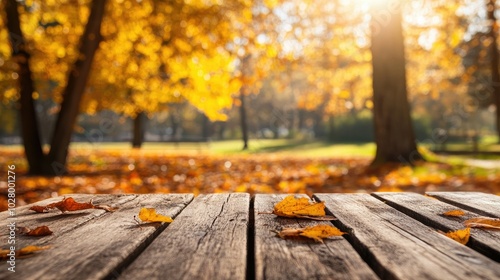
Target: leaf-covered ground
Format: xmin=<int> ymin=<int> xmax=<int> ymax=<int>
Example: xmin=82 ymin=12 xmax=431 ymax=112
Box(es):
xmin=1 ymin=148 xmax=499 ymax=211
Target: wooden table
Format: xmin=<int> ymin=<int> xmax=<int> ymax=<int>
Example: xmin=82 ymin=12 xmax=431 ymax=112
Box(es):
xmin=1 ymin=192 xmax=499 ymax=280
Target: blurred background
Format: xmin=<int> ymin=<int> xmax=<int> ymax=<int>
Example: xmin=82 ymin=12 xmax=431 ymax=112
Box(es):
xmin=0 ymin=0 xmax=499 ymax=210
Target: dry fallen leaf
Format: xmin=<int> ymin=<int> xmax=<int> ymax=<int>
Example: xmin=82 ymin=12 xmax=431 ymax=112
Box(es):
xmin=17 ymin=226 xmax=53 ymax=236
xmin=137 ymin=208 xmax=173 ymax=223
xmin=30 ymin=197 xmax=116 ymax=213
xmin=273 ymin=195 xmax=336 ymax=220
xmin=443 ymin=228 xmax=471 ymax=245
xmin=0 ymin=245 xmax=50 ymax=260
xmin=277 ymin=224 xmax=346 ymax=243
xmin=463 ymin=217 xmax=500 ymax=230
xmin=442 ymin=210 xmax=466 ymax=217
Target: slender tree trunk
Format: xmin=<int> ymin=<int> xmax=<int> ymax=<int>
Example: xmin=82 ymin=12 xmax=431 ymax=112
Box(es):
xmin=132 ymin=112 xmax=145 ymax=148
xmin=218 ymin=122 xmax=226 ymax=140
xmin=201 ymin=113 xmax=212 ymax=140
xmin=45 ymin=0 xmax=107 ymax=175
xmin=5 ymin=0 xmax=46 ymax=174
xmin=488 ymin=0 xmax=500 ymax=142
xmin=370 ymin=2 xmax=423 ymax=165
xmin=239 ymin=89 xmax=249 ymax=150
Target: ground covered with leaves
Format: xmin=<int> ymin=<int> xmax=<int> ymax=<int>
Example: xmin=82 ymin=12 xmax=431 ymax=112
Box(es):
xmin=1 ymin=148 xmax=499 ymax=211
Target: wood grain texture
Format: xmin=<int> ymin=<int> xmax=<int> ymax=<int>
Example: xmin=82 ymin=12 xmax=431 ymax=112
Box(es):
xmin=0 ymin=194 xmax=193 ymax=280
xmin=120 ymin=193 xmax=249 ymax=280
xmin=426 ymin=192 xmax=500 ymax=218
xmin=315 ymin=193 xmax=500 ymax=280
xmin=373 ymin=192 xmax=500 ymax=262
xmin=254 ymin=194 xmax=378 ymax=280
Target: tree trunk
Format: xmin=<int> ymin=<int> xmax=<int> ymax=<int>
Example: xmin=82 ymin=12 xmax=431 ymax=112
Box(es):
xmin=132 ymin=112 xmax=145 ymax=148
xmin=239 ymin=89 xmax=249 ymax=150
xmin=370 ymin=2 xmax=423 ymax=165
xmin=201 ymin=113 xmax=212 ymax=140
xmin=488 ymin=0 xmax=500 ymax=142
xmin=5 ymin=0 xmax=46 ymax=174
xmin=44 ymin=0 xmax=107 ymax=175
xmin=218 ymin=122 xmax=226 ymax=140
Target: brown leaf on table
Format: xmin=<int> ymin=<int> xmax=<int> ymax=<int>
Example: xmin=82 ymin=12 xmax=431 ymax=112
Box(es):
xmin=442 ymin=210 xmax=466 ymax=217
xmin=17 ymin=226 xmax=53 ymax=236
xmin=463 ymin=217 xmax=500 ymax=230
xmin=29 ymin=197 xmax=116 ymax=213
xmin=442 ymin=228 xmax=470 ymax=245
xmin=273 ymin=195 xmax=336 ymax=220
xmin=277 ymin=224 xmax=346 ymax=243
xmin=0 ymin=245 xmax=50 ymax=260
xmin=137 ymin=208 xmax=173 ymax=223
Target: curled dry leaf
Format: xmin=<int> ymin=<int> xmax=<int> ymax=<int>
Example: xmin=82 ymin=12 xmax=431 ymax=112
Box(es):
xmin=277 ymin=224 xmax=346 ymax=243
xmin=0 ymin=245 xmax=50 ymax=260
xmin=442 ymin=210 xmax=466 ymax=217
xmin=273 ymin=195 xmax=336 ymax=221
xmin=463 ymin=217 xmax=500 ymax=230
xmin=30 ymin=197 xmax=116 ymax=213
xmin=137 ymin=208 xmax=173 ymax=223
xmin=441 ymin=228 xmax=470 ymax=245
xmin=17 ymin=226 xmax=53 ymax=236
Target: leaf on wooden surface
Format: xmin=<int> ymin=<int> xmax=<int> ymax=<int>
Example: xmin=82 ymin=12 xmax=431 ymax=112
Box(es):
xmin=17 ymin=226 xmax=53 ymax=236
xmin=442 ymin=228 xmax=470 ymax=245
xmin=29 ymin=197 xmax=116 ymax=213
xmin=277 ymin=224 xmax=346 ymax=243
xmin=463 ymin=217 xmax=500 ymax=230
xmin=273 ymin=195 xmax=336 ymax=220
xmin=137 ymin=208 xmax=173 ymax=223
xmin=0 ymin=245 xmax=50 ymax=260
xmin=442 ymin=210 xmax=465 ymax=217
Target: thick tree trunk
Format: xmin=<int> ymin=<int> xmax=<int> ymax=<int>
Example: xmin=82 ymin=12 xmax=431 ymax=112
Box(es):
xmin=132 ymin=112 xmax=145 ymax=148
xmin=488 ymin=0 xmax=500 ymax=142
xmin=45 ymin=0 xmax=107 ymax=175
xmin=370 ymin=2 xmax=423 ymax=165
xmin=239 ymin=89 xmax=249 ymax=150
xmin=5 ymin=0 xmax=46 ymax=174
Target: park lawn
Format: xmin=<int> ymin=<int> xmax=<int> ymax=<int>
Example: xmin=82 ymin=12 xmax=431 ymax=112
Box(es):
xmin=1 ymin=140 xmax=499 ymax=212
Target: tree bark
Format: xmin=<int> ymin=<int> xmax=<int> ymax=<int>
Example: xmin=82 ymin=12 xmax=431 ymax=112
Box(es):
xmin=5 ymin=0 xmax=46 ymax=174
xmin=201 ymin=113 xmax=212 ymax=140
xmin=132 ymin=112 xmax=145 ymax=148
xmin=45 ymin=0 xmax=107 ymax=174
xmin=370 ymin=2 xmax=423 ymax=165
xmin=487 ymin=0 xmax=500 ymax=142
xmin=239 ymin=89 xmax=249 ymax=150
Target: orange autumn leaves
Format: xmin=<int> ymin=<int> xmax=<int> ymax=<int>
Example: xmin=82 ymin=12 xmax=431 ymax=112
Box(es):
xmin=30 ymin=197 xmax=116 ymax=213
xmin=137 ymin=208 xmax=173 ymax=223
xmin=273 ymin=195 xmax=336 ymax=220
xmin=440 ymin=209 xmax=500 ymax=245
xmin=272 ymin=195 xmax=345 ymax=243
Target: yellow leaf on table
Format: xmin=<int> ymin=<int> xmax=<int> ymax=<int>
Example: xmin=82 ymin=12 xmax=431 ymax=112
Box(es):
xmin=273 ymin=195 xmax=336 ymax=221
xmin=1 ymin=245 xmax=50 ymax=260
xmin=463 ymin=217 xmax=500 ymax=230
xmin=442 ymin=210 xmax=466 ymax=217
xmin=444 ymin=228 xmax=470 ymax=245
xmin=277 ymin=225 xmax=346 ymax=243
xmin=138 ymin=208 xmax=173 ymax=223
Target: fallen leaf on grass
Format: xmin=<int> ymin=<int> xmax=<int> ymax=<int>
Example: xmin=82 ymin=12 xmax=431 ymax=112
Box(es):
xmin=273 ymin=195 xmax=336 ymax=220
xmin=442 ymin=210 xmax=466 ymax=217
xmin=17 ymin=226 xmax=53 ymax=236
xmin=30 ymin=197 xmax=116 ymax=213
xmin=137 ymin=208 xmax=173 ymax=223
xmin=0 ymin=245 xmax=50 ymax=260
xmin=464 ymin=217 xmax=500 ymax=230
xmin=441 ymin=228 xmax=470 ymax=245
xmin=277 ymin=224 xmax=346 ymax=243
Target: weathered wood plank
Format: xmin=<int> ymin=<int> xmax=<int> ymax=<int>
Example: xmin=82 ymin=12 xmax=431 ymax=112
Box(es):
xmin=426 ymin=192 xmax=500 ymax=218
xmin=120 ymin=193 xmax=249 ymax=280
xmin=0 ymin=194 xmax=193 ymax=280
xmin=0 ymin=194 xmax=136 ymax=243
xmin=373 ymin=192 xmax=500 ymax=262
xmin=254 ymin=194 xmax=378 ymax=280
xmin=315 ymin=193 xmax=500 ymax=280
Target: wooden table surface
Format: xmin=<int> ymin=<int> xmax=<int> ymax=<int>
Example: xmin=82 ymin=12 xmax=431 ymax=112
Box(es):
xmin=1 ymin=192 xmax=499 ymax=280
